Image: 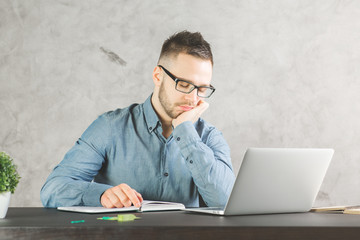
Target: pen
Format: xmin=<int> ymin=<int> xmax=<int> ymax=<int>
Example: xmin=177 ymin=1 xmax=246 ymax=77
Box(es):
xmin=97 ymin=214 xmax=141 ymax=222
xmin=97 ymin=217 xmax=117 ymax=220
xmin=71 ymin=220 xmax=85 ymax=224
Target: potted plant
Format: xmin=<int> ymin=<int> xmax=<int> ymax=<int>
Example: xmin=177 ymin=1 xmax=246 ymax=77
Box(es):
xmin=0 ymin=152 xmax=20 ymax=218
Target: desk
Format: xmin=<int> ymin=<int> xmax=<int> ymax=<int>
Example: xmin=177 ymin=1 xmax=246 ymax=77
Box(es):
xmin=1 ymin=208 xmax=360 ymax=239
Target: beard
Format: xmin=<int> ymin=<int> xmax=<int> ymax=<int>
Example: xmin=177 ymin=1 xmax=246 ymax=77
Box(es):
xmin=158 ymin=81 xmax=180 ymax=119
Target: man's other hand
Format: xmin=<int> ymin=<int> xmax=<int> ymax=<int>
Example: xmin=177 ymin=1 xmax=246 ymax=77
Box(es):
xmin=101 ymin=183 xmax=143 ymax=208
xmin=172 ymin=100 xmax=209 ymax=128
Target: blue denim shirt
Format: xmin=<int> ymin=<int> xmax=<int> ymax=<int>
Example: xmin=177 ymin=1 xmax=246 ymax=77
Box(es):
xmin=40 ymin=95 xmax=235 ymax=208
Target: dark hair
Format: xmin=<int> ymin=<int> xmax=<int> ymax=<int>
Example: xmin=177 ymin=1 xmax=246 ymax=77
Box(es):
xmin=158 ymin=31 xmax=213 ymax=65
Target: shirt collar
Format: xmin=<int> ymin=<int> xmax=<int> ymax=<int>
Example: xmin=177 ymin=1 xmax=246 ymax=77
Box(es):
xmin=143 ymin=94 xmax=161 ymax=133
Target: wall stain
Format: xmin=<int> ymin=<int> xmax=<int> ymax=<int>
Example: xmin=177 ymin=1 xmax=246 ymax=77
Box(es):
xmin=100 ymin=47 xmax=127 ymax=66
xmin=316 ymin=190 xmax=330 ymax=201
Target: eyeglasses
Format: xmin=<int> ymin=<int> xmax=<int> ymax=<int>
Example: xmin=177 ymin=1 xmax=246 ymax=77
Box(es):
xmin=158 ymin=65 xmax=216 ymax=98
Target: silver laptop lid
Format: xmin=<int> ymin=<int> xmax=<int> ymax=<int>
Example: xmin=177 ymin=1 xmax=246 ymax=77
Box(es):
xmin=224 ymin=148 xmax=334 ymax=215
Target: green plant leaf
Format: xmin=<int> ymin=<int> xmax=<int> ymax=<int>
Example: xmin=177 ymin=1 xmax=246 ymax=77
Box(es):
xmin=0 ymin=152 xmax=21 ymax=194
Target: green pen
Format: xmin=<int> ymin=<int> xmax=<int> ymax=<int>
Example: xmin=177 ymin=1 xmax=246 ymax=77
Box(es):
xmin=97 ymin=214 xmax=141 ymax=222
xmin=71 ymin=220 xmax=85 ymax=224
xmin=97 ymin=216 xmax=118 ymax=220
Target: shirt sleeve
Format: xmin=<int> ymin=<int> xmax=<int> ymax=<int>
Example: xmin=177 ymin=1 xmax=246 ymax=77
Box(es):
xmin=172 ymin=121 xmax=235 ymax=207
xmin=40 ymin=114 xmax=113 ymax=208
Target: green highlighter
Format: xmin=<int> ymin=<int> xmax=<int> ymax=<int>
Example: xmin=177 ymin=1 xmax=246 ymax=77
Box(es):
xmin=97 ymin=214 xmax=141 ymax=222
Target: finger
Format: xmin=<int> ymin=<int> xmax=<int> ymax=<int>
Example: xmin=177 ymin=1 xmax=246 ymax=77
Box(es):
xmin=108 ymin=184 xmax=132 ymax=208
xmin=117 ymin=189 xmax=133 ymax=208
xmin=135 ymin=191 xmax=143 ymax=203
xmin=193 ymin=100 xmax=207 ymax=112
xmin=120 ymin=184 xmax=142 ymax=207
xmin=102 ymin=191 xmax=124 ymax=208
xmin=197 ymin=99 xmax=207 ymax=106
xmin=192 ymin=101 xmax=208 ymax=121
xmin=101 ymin=194 xmax=112 ymax=208
xmin=198 ymin=100 xmax=209 ymax=110
xmin=106 ymin=188 xmax=125 ymax=208
xmin=199 ymin=101 xmax=209 ymax=114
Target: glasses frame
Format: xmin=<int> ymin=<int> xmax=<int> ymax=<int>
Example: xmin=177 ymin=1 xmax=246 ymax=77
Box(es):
xmin=157 ymin=65 xmax=215 ymax=98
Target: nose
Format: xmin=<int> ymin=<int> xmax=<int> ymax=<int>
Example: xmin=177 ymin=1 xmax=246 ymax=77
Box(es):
xmin=185 ymin=88 xmax=199 ymax=103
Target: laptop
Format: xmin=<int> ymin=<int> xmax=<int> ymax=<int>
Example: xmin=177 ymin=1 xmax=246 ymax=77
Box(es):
xmin=184 ymin=148 xmax=334 ymax=215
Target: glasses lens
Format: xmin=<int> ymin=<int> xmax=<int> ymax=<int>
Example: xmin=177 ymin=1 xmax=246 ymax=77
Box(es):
xmin=197 ymin=87 xmax=214 ymax=98
xmin=176 ymin=80 xmax=214 ymax=98
xmin=176 ymin=80 xmax=195 ymax=93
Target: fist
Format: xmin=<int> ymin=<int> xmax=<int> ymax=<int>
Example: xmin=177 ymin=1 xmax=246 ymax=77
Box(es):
xmin=172 ymin=100 xmax=209 ymax=128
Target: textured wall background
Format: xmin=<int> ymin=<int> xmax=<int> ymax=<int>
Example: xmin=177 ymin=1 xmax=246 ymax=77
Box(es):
xmin=1 ymin=0 xmax=360 ymax=207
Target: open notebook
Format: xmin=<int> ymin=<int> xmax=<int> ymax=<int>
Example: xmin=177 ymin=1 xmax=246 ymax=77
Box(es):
xmin=57 ymin=200 xmax=185 ymax=213
xmin=311 ymin=205 xmax=360 ymax=214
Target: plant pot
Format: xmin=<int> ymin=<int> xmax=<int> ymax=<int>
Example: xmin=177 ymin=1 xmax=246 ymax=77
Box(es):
xmin=0 ymin=191 xmax=11 ymax=218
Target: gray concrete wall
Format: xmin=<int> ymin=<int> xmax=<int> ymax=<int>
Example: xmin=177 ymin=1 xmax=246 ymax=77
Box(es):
xmin=1 ymin=0 xmax=360 ymax=207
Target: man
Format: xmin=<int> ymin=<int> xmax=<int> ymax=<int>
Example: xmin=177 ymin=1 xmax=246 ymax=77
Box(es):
xmin=41 ymin=31 xmax=235 ymax=208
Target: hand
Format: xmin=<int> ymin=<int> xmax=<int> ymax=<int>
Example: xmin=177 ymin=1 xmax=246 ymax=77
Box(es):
xmin=101 ymin=183 xmax=143 ymax=208
xmin=172 ymin=100 xmax=209 ymax=128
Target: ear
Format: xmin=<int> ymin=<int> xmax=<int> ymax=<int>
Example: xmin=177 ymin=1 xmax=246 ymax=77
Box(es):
xmin=152 ymin=66 xmax=162 ymax=87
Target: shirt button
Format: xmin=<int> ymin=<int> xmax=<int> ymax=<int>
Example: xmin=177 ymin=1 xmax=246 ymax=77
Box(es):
xmin=177 ymin=137 xmax=181 ymax=141
xmin=189 ymin=160 xmax=193 ymax=164
xmin=149 ymin=127 xmax=152 ymax=131
xmin=164 ymin=172 xmax=169 ymax=177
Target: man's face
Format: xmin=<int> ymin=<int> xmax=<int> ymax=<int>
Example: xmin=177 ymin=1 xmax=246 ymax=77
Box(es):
xmin=158 ymin=53 xmax=213 ymax=119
